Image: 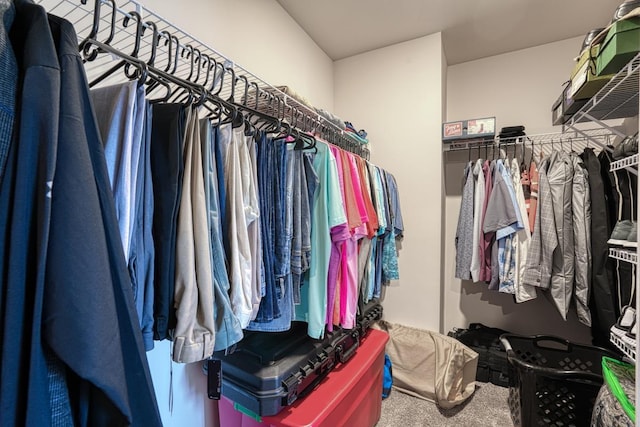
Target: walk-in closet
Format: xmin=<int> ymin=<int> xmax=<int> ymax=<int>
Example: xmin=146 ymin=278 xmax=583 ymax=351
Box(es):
xmin=1 ymin=0 xmax=638 ymax=426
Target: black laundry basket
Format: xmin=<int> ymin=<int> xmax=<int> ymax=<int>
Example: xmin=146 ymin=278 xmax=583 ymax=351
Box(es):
xmin=499 ymin=334 xmax=619 ymax=427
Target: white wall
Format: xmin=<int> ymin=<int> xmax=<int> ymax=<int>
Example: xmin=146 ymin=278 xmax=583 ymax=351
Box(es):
xmin=334 ymin=34 xmax=445 ymax=332
xmin=141 ymin=0 xmax=334 ymax=111
xmin=443 ymin=36 xmax=593 ymax=343
xmin=136 ymin=2 xmax=335 ymax=426
xmin=446 ymin=36 xmax=583 ymax=135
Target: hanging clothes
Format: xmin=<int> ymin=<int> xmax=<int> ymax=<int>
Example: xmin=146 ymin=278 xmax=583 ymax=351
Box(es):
xmin=0 ymin=3 xmax=61 ymax=423
xmin=527 ymin=160 xmax=539 ymax=233
xmin=341 ymin=152 xmax=367 ymax=328
xmin=483 ymin=159 xmax=523 ymax=294
xmin=295 ymin=141 xmax=347 ymax=339
xmin=571 ymin=153 xmax=592 ymax=327
xmin=200 ymin=120 xmax=243 ymax=351
xmin=381 ymin=169 xmax=403 ymax=284
xmin=581 ymin=148 xmax=617 ymax=347
xmin=470 ymin=159 xmax=485 ymax=282
xmin=149 ymin=103 xmax=187 ymax=341
xmin=546 ymin=151 xmax=575 ymax=320
xmin=522 ymin=156 xmax=556 ymax=290
xmin=455 ymin=162 xmax=474 ymax=280
xmin=371 ymin=165 xmax=389 ymax=299
xmin=247 ymin=134 xmax=263 ymax=321
xmin=254 ymin=137 xmax=296 ymax=332
xmin=172 ymin=109 xmax=215 ymax=363
xmin=326 ymin=145 xmax=350 ymax=331
xmin=511 ymin=157 xmax=535 ymax=303
xmin=0 ymin=0 xmax=16 ymax=186
xmin=248 ymin=136 xmax=293 ymax=332
xmin=1 ymin=5 xmax=162 ymax=424
xmin=479 ymin=160 xmax=494 ymax=282
xmin=91 ymin=81 xmax=155 ymax=350
xmin=218 ymin=124 xmax=256 ymax=329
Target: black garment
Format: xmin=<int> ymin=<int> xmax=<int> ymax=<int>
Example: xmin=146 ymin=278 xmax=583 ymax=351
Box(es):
xmin=1 ymin=3 xmax=60 ymax=426
xmin=150 ymin=103 xmax=186 ymax=340
xmin=581 ymin=148 xmax=617 ymax=349
xmin=45 ymin=15 xmax=161 ymax=427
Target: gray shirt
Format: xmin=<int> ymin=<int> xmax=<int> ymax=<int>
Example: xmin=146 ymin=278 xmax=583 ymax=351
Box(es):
xmin=455 ymin=162 xmax=475 ymax=280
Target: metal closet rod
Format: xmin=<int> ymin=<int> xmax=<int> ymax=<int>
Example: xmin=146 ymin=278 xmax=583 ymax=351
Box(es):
xmin=444 ymin=129 xmax=620 ymax=152
xmin=54 ymin=0 xmax=370 ymax=159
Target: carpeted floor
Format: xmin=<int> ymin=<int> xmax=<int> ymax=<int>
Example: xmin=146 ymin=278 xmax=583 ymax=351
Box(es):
xmin=377 ymin=382 xmax=512 ymax=427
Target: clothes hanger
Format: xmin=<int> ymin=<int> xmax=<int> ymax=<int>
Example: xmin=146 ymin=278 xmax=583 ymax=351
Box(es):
xmin=168 ymin=44 xmax=195 ymax=104
xmin=79 ymin=0 xmax=111 ymax=61
xmin=82 ymin=8 xmax=149 ymax=88
xmin=139 ymin=20 xmax=174 ymax=103
xmin=200 ymin=54 xmax=213 ymax=89
xmin=191 ymin=48 xmax=203 ymax=84
xmin=209 ymin=61 xmax=224 ymax=95
xmin=89 ymin=10 xmax=146 ymax=87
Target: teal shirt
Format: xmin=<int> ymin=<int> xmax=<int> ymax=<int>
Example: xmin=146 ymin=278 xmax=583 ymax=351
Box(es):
xmin=295 ymin=142 xmax=346 ymax=339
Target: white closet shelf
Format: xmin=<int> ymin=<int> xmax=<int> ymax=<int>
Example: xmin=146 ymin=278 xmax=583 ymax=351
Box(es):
xmin=566 ymin=52 xmax=640 ymax=126
xmin=609 ymin=247 xmax=638 ymax=264
xmin=610 ymin=330 xmax=637 ymax=363
xmin=610 ymin=154 xmax=640 ymax=171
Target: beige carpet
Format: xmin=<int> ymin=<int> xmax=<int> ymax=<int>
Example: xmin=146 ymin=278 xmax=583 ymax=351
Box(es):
xmin=377 ymin=382 xmax=512 ymax=427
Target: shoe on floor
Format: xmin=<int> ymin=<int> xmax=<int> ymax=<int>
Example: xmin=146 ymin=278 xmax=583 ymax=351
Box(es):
xmin=623 ymin=222 xmax=637 ymax=248
xmin=608 ymin=220 xmax=634 ymax=245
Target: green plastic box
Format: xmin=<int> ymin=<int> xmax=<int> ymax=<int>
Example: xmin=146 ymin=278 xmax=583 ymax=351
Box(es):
xmin=570 ymin=44 xmax=614 ymax=100
xmin=596 ymin=18 xmax=640 ymax=75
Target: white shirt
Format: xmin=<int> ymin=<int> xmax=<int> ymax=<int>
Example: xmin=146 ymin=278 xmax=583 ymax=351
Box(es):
xmin=511 ymin=158 xmax=536 ymax=303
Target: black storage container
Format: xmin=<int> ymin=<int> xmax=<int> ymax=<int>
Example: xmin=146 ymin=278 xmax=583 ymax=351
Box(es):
xmin=448 ymin=323 xmax=511 ymax=387
xmin=219 ymin=303 xmax=383 ymax=417
xmin=500 ymin=333 xmax=620 ymax=427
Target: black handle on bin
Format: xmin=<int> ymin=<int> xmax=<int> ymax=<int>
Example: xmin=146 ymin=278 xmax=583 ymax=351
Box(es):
xmin=532 ymin=335 xmax=572 ymax=353
xmin=499 ymin=334 xmax=605 ymax=383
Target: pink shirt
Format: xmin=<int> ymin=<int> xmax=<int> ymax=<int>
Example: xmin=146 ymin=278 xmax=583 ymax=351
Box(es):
xmin=326 ymin=147 xmax=350 ymax=331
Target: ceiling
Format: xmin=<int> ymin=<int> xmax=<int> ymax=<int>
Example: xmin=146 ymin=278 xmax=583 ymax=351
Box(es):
xmin=276 ymin=0 xmax=624 ymax=65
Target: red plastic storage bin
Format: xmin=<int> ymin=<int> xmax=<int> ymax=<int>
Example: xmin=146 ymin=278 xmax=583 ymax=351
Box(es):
xmin=219 ymin=328 xmax=389 ymax=427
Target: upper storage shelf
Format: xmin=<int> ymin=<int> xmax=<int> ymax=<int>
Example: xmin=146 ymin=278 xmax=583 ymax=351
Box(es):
xmin=566 ymin=52 xmax=640 ymax=126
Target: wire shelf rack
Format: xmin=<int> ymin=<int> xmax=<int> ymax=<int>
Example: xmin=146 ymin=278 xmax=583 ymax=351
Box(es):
xmin=609 ymin=247 xmax=638 ymax=264
xmin=35 ymin=0 xmax=370 ymax=158
xmin=611 ymin=153 xmax=640 ymax=171
xmin=610 ymin=329 xmax=637 ymax=363
xmin=566 ymin=52 xmax=640 ymax=126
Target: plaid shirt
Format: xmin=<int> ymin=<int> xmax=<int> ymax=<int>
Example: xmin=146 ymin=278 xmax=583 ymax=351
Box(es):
xmin=522 ymin=157 xmax=557 ymax=289
xmin=0 ymin=0 xmax=17 ymax=185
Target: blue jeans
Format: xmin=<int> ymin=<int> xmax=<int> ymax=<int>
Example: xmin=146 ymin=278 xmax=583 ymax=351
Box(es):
xmin=203 ymin=121 xmax=243 ymax=351
xmin=274 ymin=138 xmax=290 ymax=279
xmin=300 ymin=152 xmax=317 ymax=284
xmin=290 ymin=148 xmax=303 ymax=303
xmin=366 ymin=236 xmax=377 ymax=302
xmin=214 ymin=126 xmax=227 ymax=242
xmin=253 ymin=134 xmax=280 ymax=322
xmin=131 ymin=100 xmax=155 ymax=351
xmin=249 ymin=139 xmax=294 ymax=331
